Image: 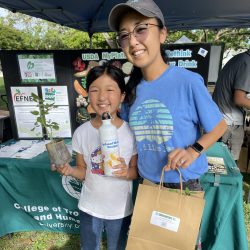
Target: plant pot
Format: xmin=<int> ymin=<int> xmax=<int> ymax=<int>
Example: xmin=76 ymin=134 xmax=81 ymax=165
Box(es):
xmin=45 ymin=139 xmax=71 ymax=166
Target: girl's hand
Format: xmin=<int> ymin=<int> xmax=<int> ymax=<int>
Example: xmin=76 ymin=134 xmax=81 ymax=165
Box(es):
xmin=112 ymin=157 xmax=129 ymax=178
xmin=164 ymin=147 xmax=200 ymax=171
xmin=51 ymin=163 xmax=73 ymax=176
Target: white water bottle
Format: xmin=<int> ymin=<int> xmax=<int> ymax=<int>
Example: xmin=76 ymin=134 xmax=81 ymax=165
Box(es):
xmin=99 ymin=112 xmax=120 ymax=176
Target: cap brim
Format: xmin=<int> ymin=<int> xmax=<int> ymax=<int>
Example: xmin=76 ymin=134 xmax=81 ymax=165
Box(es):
xmin=108 ymin=3 xmax=157 ymax=32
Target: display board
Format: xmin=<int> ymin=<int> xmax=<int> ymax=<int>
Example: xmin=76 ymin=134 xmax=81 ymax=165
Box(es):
xmin=0 ymin=44 xmax=223 ymax=140
xmin=166 ymin=43 xmax=224 ymax=84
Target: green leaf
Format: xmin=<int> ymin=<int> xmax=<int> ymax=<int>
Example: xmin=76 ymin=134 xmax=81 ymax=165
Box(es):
xmin=184 ymin=187 xmax=191 ymax=196
xmin=30 ymin=110 xmax=39 ymax=115
xmin=53 ymin=125 xmax=60 ymax=130
xmin=37 ymin=117 xmax=43 ymax=123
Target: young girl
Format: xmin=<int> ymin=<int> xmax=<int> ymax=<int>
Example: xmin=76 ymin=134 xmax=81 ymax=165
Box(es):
xmin=108 ymin=0 xmax=227 ymax=189
xmin=53 ymin=64 xmax=138 ymax=250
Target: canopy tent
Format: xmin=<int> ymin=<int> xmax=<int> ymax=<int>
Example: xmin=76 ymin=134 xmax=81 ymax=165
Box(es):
xmin=0 ymin=0 xmax=250 ymax=36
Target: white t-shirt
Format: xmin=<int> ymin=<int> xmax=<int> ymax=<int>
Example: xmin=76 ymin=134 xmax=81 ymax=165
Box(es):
xmin=72 ymin=121 xmax=137 ymax=219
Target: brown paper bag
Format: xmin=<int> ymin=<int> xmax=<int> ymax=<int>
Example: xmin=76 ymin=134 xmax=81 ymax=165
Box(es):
xmin=126 ymin=169 xmax=205 ymax=250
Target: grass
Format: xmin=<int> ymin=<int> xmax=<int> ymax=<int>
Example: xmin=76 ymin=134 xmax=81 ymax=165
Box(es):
xmin=0 ymin=77 xmax=8 ymax=110
xmin=244 ymin=202 xmax=250 ymax=244
xmin=0 ymin=232 xmax=81 ymax=250
xmin=0 ymin=231 xmax=109 ymax=250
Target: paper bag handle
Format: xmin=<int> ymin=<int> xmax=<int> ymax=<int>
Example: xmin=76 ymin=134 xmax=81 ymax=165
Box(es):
xmin=156 ymin=168 xmax=183 ymax=214
xmin=159 ymin=167 xmax=183 ymax=195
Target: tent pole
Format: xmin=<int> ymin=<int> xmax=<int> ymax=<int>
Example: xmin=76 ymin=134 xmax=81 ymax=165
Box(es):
xmin=89 ymin=33 xmax=93 ymax=49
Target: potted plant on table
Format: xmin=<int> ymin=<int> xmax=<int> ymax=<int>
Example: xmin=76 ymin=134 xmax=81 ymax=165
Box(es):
xmin=30 ymin=92 xmax=71 ymax=166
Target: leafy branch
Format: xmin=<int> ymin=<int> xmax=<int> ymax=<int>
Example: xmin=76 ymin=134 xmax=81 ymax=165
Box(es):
xmin=30 ymin=92 xmax=59 ymax=141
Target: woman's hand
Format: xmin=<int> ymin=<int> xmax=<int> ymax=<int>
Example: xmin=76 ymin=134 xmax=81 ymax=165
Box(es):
xmin=51 ymin=163 xmax=73 ymax=176
xmin=112 ymin=157 xmax=129 ymax=178
xmin=164 ymin=147 xmax=200 ymax=171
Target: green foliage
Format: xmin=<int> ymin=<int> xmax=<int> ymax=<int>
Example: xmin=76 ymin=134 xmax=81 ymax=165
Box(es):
xmin=0 ymin=11 xmax=113 ymax=50
xmin=0 ymin=24 xmax=27 ymax=49
xmin=91 ymin=33 xmax=112 ymax=49
xmin=62 ymin=29 xmax=90 ymax=49
xmin=0 ymin=9 xmax=249 ymax=51
xmin=0 ymin=77 xmax=8 ymax=111
xmin=167 ymin=29 xmax=250 ymax=51
xmin=30 ymin=93 xmax=59 ymax=141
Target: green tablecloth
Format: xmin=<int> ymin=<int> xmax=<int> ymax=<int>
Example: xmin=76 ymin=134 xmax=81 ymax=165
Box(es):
xmin=0 ymin=141 xmax=249 ymax=250
xmin=201 ymin=142 xmax=248 ymax=250
xmin=0 ymin=141 xmax=81 ymax=237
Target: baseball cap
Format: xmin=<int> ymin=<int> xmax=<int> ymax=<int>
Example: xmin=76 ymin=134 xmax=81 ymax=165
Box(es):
xmin=108 ymin=0 xmax=165 ymax=32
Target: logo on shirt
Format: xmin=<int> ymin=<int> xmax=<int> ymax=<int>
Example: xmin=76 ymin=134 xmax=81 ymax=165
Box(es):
xmin=91 ymin=146 xmax=104 ymax=175
xmin=130 ymin=99 xmax=174 ymax=151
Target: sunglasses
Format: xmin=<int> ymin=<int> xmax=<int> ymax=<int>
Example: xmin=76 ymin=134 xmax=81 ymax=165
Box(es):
xmin=116 ymin=23 xmax=160 ymax=48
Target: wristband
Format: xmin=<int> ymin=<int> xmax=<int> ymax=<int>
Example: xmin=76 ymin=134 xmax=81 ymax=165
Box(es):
xmin=189 ymin=142 xmax=204 ymax=154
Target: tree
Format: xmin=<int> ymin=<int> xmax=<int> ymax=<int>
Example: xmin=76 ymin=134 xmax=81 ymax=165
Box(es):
xmin=167 ymin=28 xmax=250 ymax=51
xmin=0 ymin=11 xmax=94 ymax=50
xmin=0 ymin=8 xmax=249 ymax=51
xmin=0 ymin=22 xmax=27 ymax=49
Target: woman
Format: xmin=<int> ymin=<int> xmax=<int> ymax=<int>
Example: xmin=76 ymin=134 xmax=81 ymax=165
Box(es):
xmin=108 ymin=0 xmax=227 ymax=190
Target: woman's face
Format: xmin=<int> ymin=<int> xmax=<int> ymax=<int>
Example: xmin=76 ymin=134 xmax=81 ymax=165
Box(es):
xmin=88 ymin=74 xmax=125 ymax=119
xmin=119 ymin=11 xmax=167 ymax=71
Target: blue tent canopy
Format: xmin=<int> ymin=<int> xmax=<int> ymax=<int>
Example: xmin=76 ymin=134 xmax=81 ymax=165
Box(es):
xmin=0 ymin=0 xmax=250 ymax=35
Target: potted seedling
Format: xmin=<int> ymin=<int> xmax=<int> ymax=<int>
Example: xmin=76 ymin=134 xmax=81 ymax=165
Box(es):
xmin=30 ymin=92 xmax=71 ymax=166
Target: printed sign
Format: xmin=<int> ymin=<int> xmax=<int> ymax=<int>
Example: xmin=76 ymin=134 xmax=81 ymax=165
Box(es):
xmin=18 ymin=54 xmax=56 ymax=83
xmin=14 ymin=106 xmax=43 ymax=138
xmin=41 ymin=86 xmax=69 ymax=105
xmin=45 ymin=106 xmax=72 ymax=137
xmin=11 ymin=86 xmax=38 ymax=106
xmin=164 ymin=43 xmax=211 ymax=83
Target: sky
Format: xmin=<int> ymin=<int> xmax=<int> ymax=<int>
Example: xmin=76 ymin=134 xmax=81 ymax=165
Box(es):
xmin=0 ymin=7 xmax=8 ymax=17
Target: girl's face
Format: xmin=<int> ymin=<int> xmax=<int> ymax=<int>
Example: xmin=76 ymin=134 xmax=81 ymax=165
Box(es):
xmin=88 ymin=73 xmax=125 ymax=119
xmin=119 ymin=11 xmax=167 ymax=71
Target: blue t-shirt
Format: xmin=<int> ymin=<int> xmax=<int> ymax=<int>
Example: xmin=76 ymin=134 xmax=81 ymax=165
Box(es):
xmin=121 ymin=66 xmax=223 ymax=183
